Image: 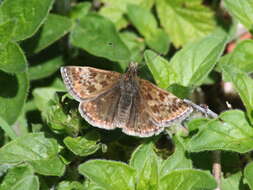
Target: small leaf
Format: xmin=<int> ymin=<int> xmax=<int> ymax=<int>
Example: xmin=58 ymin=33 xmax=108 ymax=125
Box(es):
xmin=120 ymin=31 xmax=145 ymax=63
xmin=221 ymin=172 xmax=243 ymax=190
xmin=0 ymin=164 xmax=39 ymax=190
xmin=79 ymin=160 xmax=135 ymax=190
xmin=129 ymin=142 xmax=160 ymax=190
xmin=22 ymin=14 xmax=73 ymax=54
xmin=224 ymin=0 xmax=253 ymax=30
xmin=129 ymin=141 xmax=155 ymax=170
xmin=29 ymin=156 xmax=65 ymax=177
xmin=0 ymin=0 xmax=54 ymax=41
xmin=70 ymin=13 xmax=130 ymax=62
xmin=144 ymin=50 xmax=174 ymax=89
xmin=221 ymin=65 xmax=253 ymax=122
xmin=69 ymin=2 xmax=91 ymax=20
xmin=0 ymin=133 xmax=65 ymax=176
xmin=159 ymin=169 xmax=216 ymax=190
xmin=156 ymin=0 xmax=216 ymax=47
xmin=160 ymin=135 xmax=192 ymax=177
xmin=28 ymin=56 xmax=64 ymax=80
xmin=0 ymin=42 xmax=29 ymax=125
xmin=244 ymin=162 xmax=253 ymax=190
xmin=169 ymin=29 xmax=228 ymax=86
xmin=188 ymin=110 xmax=253 ymax=153
xmin=127 ymin=4 xmax=169 ymax=54
xmin=64 ymin=131 xmax=100 ymax=157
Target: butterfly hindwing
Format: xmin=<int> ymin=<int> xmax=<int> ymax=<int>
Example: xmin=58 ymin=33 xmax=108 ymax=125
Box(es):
xmin=122 ymin=93 xmax=163 ymax=137
xmin=78 ymin=86 xmax=121 ymax=129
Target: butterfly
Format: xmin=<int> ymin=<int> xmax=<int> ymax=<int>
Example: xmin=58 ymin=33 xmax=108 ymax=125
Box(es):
xmin=61 ymin=62 xmax=193 ymax=137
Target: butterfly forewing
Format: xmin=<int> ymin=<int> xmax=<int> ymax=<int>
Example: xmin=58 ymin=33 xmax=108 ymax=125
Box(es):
xmin=139 ymin=79 xmax=193 ymax=126
xmin=61 ymin=66 xmax=121 ymax=101
xmin=78 ymin=85 xmax=121 ymax=129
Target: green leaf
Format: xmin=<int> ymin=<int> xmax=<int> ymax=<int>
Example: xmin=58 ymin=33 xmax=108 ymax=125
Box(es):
xmin=70 ymin=13 xmax=130 ymax=62
xmin=129 ymin=141 xmax=155 ymax=170
xmin=244 ymin=162 xmax=253 ymax=190
xmin=0 ymin=19 xmax=16 ymax=49
xmin=57 ymin=181 xmax=84 ymax=190
xmin=28 ymin=56 xmax=64 ymax=80
xmin=160 ymin=136 xmax=192 ymax=177
xmin=221 ymin=65 xmax=253 ymax=122
xmin=219 ymin=40 xmax=253 ymax=73
xmin=0 ymin=42 xmax=27 ymax=73
xmin=120 ymin=32 xmax=145 ymax=63
xmin=99 ymin=0 xmax=154 ymax=29
xmin=84 ymin=180 xmax=105 ymax=190
xmin=64 ymin=131 xmax=100 ymax=157
xmin=0 ymin=164 xmax=39 ymax=190
xmin=224 ymin=0 xmax=253 ymax=30
xmin=22 ymin=14 xmax=72 ymax=54
xmin=188 ymin=110 xmax=253 ymax=153
xmin=127 ymin=4 xmax=169 ymax=54
xmin=129 ymin=142 xmax=160 ymax=190
xmin=79 ymin=160 xmax=135 ymax=190
xmin=144 ymin=50 xmax=174 ymax=89
xmin=0 ymin=42 xmax=29 ymax=125
xmin=221 ymin=172 xmax=243 ymax=190
xmin=0 ymin=133 xmax=65 ymax=176
xmin=29 ymin=156 xmax=65 ymax=177
xmin=159 ymin=169 xmax=216 ymax=190
xmin=69 ymin=2 xmax=91 ymax=20
xmin=156 ymin=0 xmax=216 ymax=47
xmin=33 ymin=87 xmax=62 ymax=112
xmin=0 ymin=116 xmax=17 ymax=140
xmin=169 ymin=29 xmax=228 ymax=86
xmin=0 ymin=0 xmax=54 ymax=41
xmin=33 ymin=87 xmax=81 ymax=135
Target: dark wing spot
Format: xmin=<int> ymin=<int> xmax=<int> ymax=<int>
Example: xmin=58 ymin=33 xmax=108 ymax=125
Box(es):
xmin=151 ymin=105 xmax=159 ymax=113
xmin=87 ymin=85 xmax=97 ymax=93
xmin=100 ymin=81 xmax=108 ymax=86
xmin=159 ymin=92 xmax=165 ymax=101
xmin=147 ymin=93 xmax=153 ymax=100
xmin=90 ymin=72 xmax=97 ymax=78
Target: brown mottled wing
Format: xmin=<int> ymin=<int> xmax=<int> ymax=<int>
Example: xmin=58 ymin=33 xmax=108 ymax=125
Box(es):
xmin=61 ymin=66 xmax=121 ymax=101
xmin=122 ymin=93 xmax=163 ymax=137
xmin=78 ymin=86 xmax=121 ymax=129
xmin=139 ymin=79 xmax=193 ymax=127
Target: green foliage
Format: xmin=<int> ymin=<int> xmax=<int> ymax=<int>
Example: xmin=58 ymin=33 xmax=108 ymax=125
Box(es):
xmin=0 ymin=164 xmax=39 ymax=190
xmin=0 ymin=0 xmax=253 ymax=189
xmin=156 ymin=0 xmax=216 ymax=47
xmin=187 ymin=110 xmax=253 ymax=153
xmin=70 ymin=13 xmax=130 ymax=62
xmin=244 ymin=162 xmax=253 ymax=189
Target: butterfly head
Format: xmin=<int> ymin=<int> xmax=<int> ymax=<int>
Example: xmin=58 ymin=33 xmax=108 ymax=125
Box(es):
xmin=124 ymin=62 xmax=138 ymax=79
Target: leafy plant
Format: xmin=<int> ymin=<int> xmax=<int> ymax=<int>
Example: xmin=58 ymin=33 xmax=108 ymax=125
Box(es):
xmin=0 ymin=0 xmax=253 ymax=189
